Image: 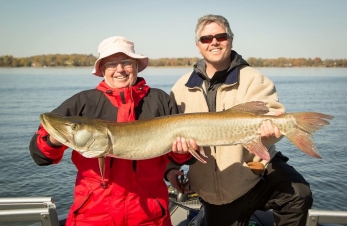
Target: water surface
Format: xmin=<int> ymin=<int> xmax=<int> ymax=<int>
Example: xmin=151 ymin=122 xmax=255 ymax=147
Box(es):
xmin=0 ymin=67 xmax=346 ymax=225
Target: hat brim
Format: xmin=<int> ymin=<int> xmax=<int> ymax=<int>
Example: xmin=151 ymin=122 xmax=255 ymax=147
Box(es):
xmin=92 ymin=47 xmax=148 ymax=76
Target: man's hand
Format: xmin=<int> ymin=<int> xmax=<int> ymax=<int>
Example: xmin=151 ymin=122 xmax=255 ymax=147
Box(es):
xmin=260 ymin=120 xmax=282 ymax=139
xmin=166 ymin=169 xmax=194 ymax=194
xmin=260 ymin=110 xmax=284 ymax=147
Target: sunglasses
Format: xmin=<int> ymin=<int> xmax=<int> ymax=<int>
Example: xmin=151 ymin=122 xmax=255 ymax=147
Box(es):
xmin=199 ymin=33 xmax=229 ymax=44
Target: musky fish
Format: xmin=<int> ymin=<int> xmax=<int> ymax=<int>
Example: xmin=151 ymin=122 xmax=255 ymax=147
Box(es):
xmin=39 ymin=101 xmax=333 ymax=163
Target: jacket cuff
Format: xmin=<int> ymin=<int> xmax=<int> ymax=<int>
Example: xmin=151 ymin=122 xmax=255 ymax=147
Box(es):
xmin=164 ymin=168 xmax=176 ymax=182
xmin=37 ymin=134 xmax=66 ymax=163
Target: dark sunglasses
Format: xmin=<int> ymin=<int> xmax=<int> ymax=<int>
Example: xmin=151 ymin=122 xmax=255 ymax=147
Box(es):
xmin=199 ymin=33 xmax=229 ymax=44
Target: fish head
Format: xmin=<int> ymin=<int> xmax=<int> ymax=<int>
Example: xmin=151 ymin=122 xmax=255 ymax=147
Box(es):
xmin=39 ymin=113 xmax=111 ymax=158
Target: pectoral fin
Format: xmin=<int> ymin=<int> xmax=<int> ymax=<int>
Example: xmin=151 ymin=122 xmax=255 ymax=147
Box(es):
xmin=189 ymin=147 xmax=207 ymax=164
xmin=98 ymin=156 xmax=108 ymax=188
xmin=243 ymin=136 xmax=270 ymax=161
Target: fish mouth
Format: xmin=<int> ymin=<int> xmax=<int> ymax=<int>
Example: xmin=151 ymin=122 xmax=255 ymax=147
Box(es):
xmin=39 ymin=114 xmax=69 ymax=144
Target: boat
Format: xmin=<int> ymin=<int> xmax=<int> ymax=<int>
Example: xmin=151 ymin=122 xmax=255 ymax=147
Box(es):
xmin=168 ymin=187 xmax=347 ymax=226
xmin=168 ymin=185 xmax=274 ymax=226
xmin=1 ymin=187 xmax=347 ymax=226
xmin=0 ymin=194 xmax=273 ymax=226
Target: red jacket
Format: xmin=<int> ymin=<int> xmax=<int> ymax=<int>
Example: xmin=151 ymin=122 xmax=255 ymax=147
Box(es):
xmin=30 ymin=78 xmax=194 ymax=226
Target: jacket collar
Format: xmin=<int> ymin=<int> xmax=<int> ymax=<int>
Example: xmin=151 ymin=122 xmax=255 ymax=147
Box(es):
xmin=185 ymin=66 xmax=239 ymax=88
xmin=96 ymin=77 xmax=150 ymax=122
xmin=186 ymin=50 xmax=248 ymax=88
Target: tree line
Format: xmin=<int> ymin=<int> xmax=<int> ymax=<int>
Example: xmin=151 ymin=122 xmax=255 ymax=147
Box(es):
xmin=247 ymin=57 xmax=347 ymax=68
xmin=0 ymin=54 xmax=346 ymax=68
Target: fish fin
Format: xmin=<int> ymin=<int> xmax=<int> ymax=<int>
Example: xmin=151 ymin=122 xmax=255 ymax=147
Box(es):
xmin=286 ymin=130 xmax=321 ymax=158
xmin=189 ymin=148 xmax=207 ymax=164
xmin=228 ymin=101 xmax=269 ymax=115
xmin=98 ymin=157 xmax=106 ymax=181
xmin=106 ymin=153 xmax=118 ymax=158
xmin=291 ymin=112 xmax=333 ymax=133
xmin=285 ymin=112 xmax=333 ymax=159
xmin=243 ymin=136 xmax=270 ymax=161
xmin=199 ymin=146 xmax=207 ymax=158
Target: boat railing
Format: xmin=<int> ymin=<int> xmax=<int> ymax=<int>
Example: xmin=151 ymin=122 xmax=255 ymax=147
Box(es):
xmin=0 ymin=197 xmax=59 ymax=226
xmin=2 ymin=196 xmax=346 ymax=226
xmin=306 ymin=209 xmax=347 ymax=226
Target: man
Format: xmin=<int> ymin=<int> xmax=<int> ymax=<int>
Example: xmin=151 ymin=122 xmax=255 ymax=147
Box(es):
xmin=29 ymin=36 xmax=194 ymax=226
xmin=167 ymin=14 xmax=312 ymax=226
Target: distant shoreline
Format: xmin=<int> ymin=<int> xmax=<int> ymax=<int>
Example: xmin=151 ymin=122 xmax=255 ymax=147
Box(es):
xmin=1 ymin=54 xmax=346 ymax=68
xmin=1 ymin=66 xmax=346 ymax=69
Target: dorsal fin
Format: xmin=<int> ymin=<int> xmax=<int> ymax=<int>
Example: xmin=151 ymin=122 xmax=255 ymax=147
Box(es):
xmin=227 ymin=101 xmax=269 ymax=115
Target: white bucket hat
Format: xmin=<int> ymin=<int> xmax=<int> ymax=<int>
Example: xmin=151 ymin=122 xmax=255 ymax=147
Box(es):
xmin=92 ymin=36 xmax=149 ymax=76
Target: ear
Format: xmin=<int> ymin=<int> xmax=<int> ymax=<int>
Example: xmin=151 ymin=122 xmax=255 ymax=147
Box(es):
xmin=196 ymin=43 xmax=202 ymax=54
xmin=229 ymin=37 xmax=233 ymax=49
xmin=100 ymin=64 xmax=106 ymax=75
xmin=134 ymin=60 xmax=139 ymax=72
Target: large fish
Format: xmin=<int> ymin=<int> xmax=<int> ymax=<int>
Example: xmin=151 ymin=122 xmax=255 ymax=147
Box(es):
xmin=39 ymin=101 xmax=333 ymax=163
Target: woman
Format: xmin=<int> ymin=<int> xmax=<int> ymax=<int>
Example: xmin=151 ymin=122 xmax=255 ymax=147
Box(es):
xmin=29 ymin=36 xmax=195 ymax=226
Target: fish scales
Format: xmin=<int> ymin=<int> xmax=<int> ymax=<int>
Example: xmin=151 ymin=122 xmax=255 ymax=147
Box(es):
xmin=104 ymin=112 xmax=294 ymax=159
xmin=39 ymin=101 xmax=333 ymax=162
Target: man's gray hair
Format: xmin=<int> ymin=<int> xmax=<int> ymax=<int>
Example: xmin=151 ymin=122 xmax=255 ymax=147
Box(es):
xmin=195 ymin=14 xmax=234 ymax=43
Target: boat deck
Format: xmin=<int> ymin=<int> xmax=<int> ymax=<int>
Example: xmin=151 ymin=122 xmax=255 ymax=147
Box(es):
xmin=1 ymin=196 xmax=347 ymax=226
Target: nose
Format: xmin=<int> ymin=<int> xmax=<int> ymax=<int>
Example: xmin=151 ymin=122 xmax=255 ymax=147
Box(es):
xmin=210 ymin=37 xmax=219 ymax=45
xmin=115 ymin=63 xmax=124 ymax=72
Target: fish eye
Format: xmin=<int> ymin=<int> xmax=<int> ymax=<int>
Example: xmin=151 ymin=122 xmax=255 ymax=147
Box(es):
xmin=69 ymin=123 xmax=78 ymax=130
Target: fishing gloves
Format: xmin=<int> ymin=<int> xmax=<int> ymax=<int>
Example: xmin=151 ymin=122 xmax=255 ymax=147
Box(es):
xmin=247 ymin=162 xmax=265 ymax=175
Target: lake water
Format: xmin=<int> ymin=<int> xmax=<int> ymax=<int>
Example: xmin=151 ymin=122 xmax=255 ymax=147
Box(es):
xmin=0 ymin=67 xmax=346 ymax=225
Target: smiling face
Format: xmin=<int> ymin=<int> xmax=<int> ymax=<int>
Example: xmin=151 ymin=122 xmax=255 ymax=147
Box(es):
xmin=196 ymin=22 xmax=233 ymax=76
xmin=100 ymin=53 xmax=138 ymax=88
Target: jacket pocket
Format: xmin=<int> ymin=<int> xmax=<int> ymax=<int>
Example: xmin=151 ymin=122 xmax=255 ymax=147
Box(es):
xmin=71 ymin=189 xmax=93 ymax=221
xmin=66 ymin=188 xmax=93 ymax=225
xmin=131 ymin=192 xmax=167 ymax=225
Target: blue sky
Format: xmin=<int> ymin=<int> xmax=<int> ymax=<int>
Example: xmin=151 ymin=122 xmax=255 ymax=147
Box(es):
xmin=1 ymin=0 xmax=346 ymax=60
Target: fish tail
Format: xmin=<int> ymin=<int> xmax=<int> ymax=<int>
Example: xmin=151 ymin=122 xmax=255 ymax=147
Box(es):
xmin=286 ymin=112 xmax=334 ymax=158
xmin=291 ymin=112 xmax=333 ymax=133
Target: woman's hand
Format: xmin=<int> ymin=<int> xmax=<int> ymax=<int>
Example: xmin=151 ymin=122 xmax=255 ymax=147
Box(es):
xmin=171 ymin=137 xmax=207 ymax=163
xmin=49 ymin=135 xmax=63 ymax=146
xmin=166 ymin=169 xmax=194 ymax=194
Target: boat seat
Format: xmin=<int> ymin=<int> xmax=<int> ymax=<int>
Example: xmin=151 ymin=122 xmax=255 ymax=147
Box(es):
xmin=306 ymin=209 xmax=347 ymax=226
xmin=0 ymin=197 xmax=60 ymax=226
